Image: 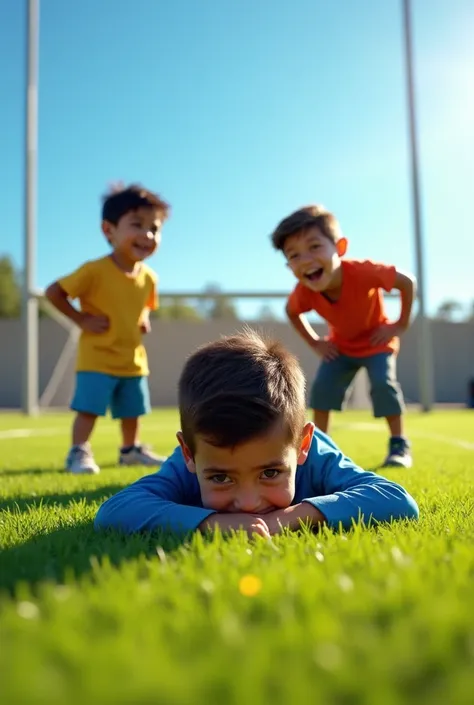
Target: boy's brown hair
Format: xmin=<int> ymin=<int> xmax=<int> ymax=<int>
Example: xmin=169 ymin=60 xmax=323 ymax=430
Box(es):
xmin=102 ymin=183 xmax=170 ymax=225
xmin=271 ymin=205 xmax=341 ymax=252
xmin=178 ymin=327 xmax=306 ymax=455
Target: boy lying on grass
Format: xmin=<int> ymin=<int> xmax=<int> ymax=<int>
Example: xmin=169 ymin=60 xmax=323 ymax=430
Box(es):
xmin=95 ymin=328 xmax=419 ymax=538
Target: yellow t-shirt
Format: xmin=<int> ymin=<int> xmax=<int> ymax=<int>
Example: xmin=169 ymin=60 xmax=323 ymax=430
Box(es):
xmin=58 ymin=256 xmax=158 ymax=376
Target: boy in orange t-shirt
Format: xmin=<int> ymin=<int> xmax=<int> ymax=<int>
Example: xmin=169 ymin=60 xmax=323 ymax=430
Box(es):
xmin=271 ymin=205 xmax=415 ymax=468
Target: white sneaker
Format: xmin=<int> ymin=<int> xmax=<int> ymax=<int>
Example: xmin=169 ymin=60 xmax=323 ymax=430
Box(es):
xmin=65 ymin=444 xmax=100 ymax=474
xmin=119 ymin=445 xmax=166 ymax=467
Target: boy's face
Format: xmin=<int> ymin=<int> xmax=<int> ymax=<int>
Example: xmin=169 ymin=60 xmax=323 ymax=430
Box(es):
xmin=283 ymin=226 xmax=347 ymax=293
xmin=102 ymin=207 xmax=162 ymax=264
xmin=178 ymin=422 xmax=314 ymax=514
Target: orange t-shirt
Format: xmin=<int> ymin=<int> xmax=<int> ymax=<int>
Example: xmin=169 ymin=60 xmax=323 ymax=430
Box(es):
xmin=287 ymin=259 xmax=399 ymax=357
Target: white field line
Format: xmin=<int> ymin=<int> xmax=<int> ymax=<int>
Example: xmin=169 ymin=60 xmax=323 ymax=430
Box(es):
xmin=2 ymin=422 xmax=473 ymax=452
xmin=0 ymin=423 xmax=174 ymax=441
xmin=340 ymin=422 xmax=474 ymax=451
xmin=0 ymin=428 xmax=62 ymax=440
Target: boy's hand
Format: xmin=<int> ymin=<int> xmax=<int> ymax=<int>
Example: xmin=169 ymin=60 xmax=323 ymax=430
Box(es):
xmin=79 ymin=313 xmax=109 ymax=334
xmin=370 ymin=322 xmax=406 ymax=346
xmin=139 ymin=310 xmax=152 ymax=334
xmin=199 ymin=513 xmax=271 ymax=539
xmin=311 ymin=339 xmax=339 ymax=361
xmin=140 ymin=318 xmax=152 ymax=334
xmin=264 ymin=503 xmax=326 ymax=535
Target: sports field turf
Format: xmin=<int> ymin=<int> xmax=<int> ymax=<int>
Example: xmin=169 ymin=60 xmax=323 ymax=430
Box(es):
xmin=1 ymin=409 xmax=473 ymax=705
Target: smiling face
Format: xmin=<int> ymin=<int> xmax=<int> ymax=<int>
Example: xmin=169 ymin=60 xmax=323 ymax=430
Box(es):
xmin=102 ymin=207 xmax=162 ymax=268
xmin=283 ymin=226 xmax=347 ymax=294
xmin=178 ymin=421 xmax=314 ymax=514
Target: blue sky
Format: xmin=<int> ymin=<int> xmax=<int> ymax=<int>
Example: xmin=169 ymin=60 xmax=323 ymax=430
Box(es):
xmin=1 ymin=0 xmax=473 ymax=319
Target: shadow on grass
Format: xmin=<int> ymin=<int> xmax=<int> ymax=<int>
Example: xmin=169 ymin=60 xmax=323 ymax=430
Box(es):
xmin=0 ymin=521 xmax=189 ymax=596
xmin=1 ymin=463 xmax=119 ymax=477
xmin=1 ymin=460 xmax=160 ymax=476
xmin=0 ymin=468 xmax=64 ymax=477
xmin=0 ymin=486 xmax=127 ymax=514
xmin=365 ymin=464 xmax=383 ymax=473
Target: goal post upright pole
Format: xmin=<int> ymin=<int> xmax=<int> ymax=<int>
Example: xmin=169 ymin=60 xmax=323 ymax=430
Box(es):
xmin=401 ymin=0 xmax=434 ymax=411
xmin=22 ymin=0 xmax=40 ymax=415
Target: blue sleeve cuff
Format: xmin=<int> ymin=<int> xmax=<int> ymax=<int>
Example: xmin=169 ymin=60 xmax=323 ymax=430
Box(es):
xmin=303 ymin=491 xmax=419 ymax=531
xmin=94 ymin=496 xmax=217 ymax=535
xmin=150 ymin=505 xmax=218 ymax=535
xmin=303 ymin=496 xmax=360 ymax=530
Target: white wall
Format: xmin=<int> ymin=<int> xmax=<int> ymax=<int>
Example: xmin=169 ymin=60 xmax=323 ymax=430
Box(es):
xmin=1 ymin=318 xmax=473 ymax=409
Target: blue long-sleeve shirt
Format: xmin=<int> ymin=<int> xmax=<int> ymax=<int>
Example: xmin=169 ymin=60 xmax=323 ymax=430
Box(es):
xmin=94 ymin=430 xmax=419 ymax=534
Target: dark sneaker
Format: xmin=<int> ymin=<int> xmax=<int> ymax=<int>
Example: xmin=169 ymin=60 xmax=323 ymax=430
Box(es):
xmin=382 ymin=437 xmax=412 ymax=469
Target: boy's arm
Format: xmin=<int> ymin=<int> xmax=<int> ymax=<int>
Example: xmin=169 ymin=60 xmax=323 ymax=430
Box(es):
xmin=371 ymin=269 xmax=416 ymax=346
xmin=265 ymin=431 xmax=419 ymax=533
xmin=286 ymin=301 xmax=338 ymax=361
xmin=140 ymin=307 xmax=152 ymax=334
xmin=285 ymin=301 xmax=320 ymax=347
xmin=45 ymin=263 xmax=109 ymax=333
xmin=303 ymin=433 xmax=419 ymax=529
xmin=393 ymin=270 xmax=416 ymax=331
xmin=94 ymin=448 xmax=217 ymax=534
xmin=140 ymin=272 xmax=158 ymax=333
xmin=45 ymin=282 xmax=87 ymax=328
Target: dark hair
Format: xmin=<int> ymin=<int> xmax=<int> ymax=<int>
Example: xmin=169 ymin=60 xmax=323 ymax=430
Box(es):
xmin=178 ymin=327 xmax=306 ymax=455
xmin=102 ymin=183 xmax=170 ymax=225
xmin=271 ymin=205 xmax=341 ymax=251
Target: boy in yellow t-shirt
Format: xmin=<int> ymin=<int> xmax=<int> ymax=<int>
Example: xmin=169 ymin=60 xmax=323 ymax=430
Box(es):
xmin=45 ymin=184 xmax=170 ymax=474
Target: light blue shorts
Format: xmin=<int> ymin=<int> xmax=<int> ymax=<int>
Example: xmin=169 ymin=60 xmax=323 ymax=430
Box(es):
xmin=71 ymin=372 xmax=151 ymax=419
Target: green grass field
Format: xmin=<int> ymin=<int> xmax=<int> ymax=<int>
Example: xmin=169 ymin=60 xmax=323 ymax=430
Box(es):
xmin=1 ymin=409 xmax=473 ymax=705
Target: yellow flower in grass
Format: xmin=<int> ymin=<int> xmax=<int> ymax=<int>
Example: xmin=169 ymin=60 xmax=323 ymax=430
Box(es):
xmin=238 ymin=574 xmax=262 ymax=597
